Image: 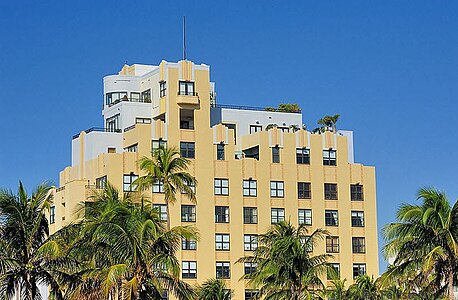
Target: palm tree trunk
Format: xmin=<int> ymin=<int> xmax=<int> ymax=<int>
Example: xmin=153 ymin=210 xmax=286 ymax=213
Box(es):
xmin=449 ymin=271 xmax=455 ymax=300
xmin=166 ymin=202 xmax=171 ymax=230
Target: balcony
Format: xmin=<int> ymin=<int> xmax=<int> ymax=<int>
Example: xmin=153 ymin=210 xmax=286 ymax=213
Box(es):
xmin=177 ymin=92 xmax=199 ymax=106
xmin=72 ymin=127 xmax=121 ymax=140
xmin=106 ymin=97 xmax=151 ymax=108
xmin=211 ymin=103 xmax=302 ymax=113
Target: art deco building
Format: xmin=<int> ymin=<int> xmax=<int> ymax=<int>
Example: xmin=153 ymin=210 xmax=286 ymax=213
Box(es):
xmin=51 ymin=59 xmax=378 ymax=299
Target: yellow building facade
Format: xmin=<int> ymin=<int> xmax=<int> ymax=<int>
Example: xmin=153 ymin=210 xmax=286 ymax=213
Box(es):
xmin=51 ymin=59 xmax=378 ymax=299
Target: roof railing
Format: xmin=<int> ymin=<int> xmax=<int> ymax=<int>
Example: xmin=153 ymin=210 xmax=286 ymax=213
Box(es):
xmin=211 ymin=103 xmax=301 ymax=113
xmin=72 ymin=127 xmax=122 ymax=140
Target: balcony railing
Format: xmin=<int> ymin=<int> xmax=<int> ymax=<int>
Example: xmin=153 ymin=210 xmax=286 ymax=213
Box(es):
xmin=72 ymin=127 xmax=122 ymax=139
xmin=106 ymin=97 xmax=152 ymax=108
xmin=211 ymin=103 xmax=302 ymax=113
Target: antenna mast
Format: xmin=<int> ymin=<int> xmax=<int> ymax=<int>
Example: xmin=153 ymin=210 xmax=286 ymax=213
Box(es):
xmin=183 ymin=16 xmax=187 ymax=61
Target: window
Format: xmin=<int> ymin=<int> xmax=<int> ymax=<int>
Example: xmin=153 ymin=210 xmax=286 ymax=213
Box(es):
xmin=182 ymin=261 xmax=197 ymax=278
xmin=323 ymin=149 xmax=337 ymax=166
xmin=182 ymin=238 xmax=197 ymax=250
xmin=278 ymin=126 xmax=289 ymax=132
xmin=131 ymin=92 xmax=141 ymax=102
xmin=250 ymin=125 xmax=262 ymax=134
xmin=152 ymin=180 xmax=164 ymax=193
xmin=272 ymin=146 xmax=280 ymax=163
xmin=326 ymin=236 xmax=340 ymax=253
xmin=215 ymin=206 xmax=229 ymax=223
xmin=141 ymin=89 xmax=151 ymax=102
xmin=181 ymin=181 xmax=196 ymax=194
xmin=298 ymin=209 xmax=312 ymax=226
xmin=243 ymin=179 xmax=257 ymax=197
xmin=215 ymin=234 xmax=230 ymax=251
xmin=243 ymin=207 xmax=258 ymax=224
xmin=244 ymin=262 xmax=257 ymax=275
xmin=351 ymin=184 xmax=364 ymax=201
xmin=216 ymin=261 xmax=230 ymax=279
xmin=352 ymin=237 xmax=366 ymax=253
xmin=50 ymin=206 xmax=55 ymax=224
xmin=325 ymin=210 xmax=339 ymax=226
xmin=328 ymin=263 xmax=340 ymax=280
xmin=124 ymin=144 xmax=138 ymax=152
xmin=153 ymin=204 xmax=167 ymax=221
xmin=96 ymin=176 xmax=107 ymax=189
xmin=180 ymin=142 xmax=195 ymax=158
xmin=270 ymin=181 xmax=284 ymax=198
xmin=271 ymin=208 xmax=285 ymax=224
xmin=180 ymin=109 xmax=194 ymax=130
xmin=107 ymin=147 xmax=116 ymax=153
xmin=298 ymin=182 xmax=311 ymax=199
xmin=353 ymin=264 xmax=366 ymax=278
xmin=105 ymin=91 xmax=127 ymax=106
xmin=106 ymin=114 xmax=120 ymax=132
xmin=136 ymin=117 xmax=151 ymax=124
xmin=351 ymin=211 xmax=365 ymax=227
xmin=245 ymin=290 xmax=258 ymax=300
xmin=181 ymin=205 xmax=196 ymax=222
xmin=300 ymin=236 xmax=313 ymax=252
xmin=244 ymin=234 xmax=258 ymax=251
xmin=159 ymin=81 xmax=166 ymax=97
xmin=324 ymin=183 xmax=338 ymax=200
xmin=152 ymin=139 xmax=167 ymax=152
xmin=296 ymin=148 xmax=310 ymax=164
xmin=217 ymin=144 xmax=225 ymax=160
xmin=179 ymin=81 xmax=195 ymax=96
xmin=123 ymin=173 xmax=138 ymax=192
xmin=214 ymin=178 xmax=229 ymax=196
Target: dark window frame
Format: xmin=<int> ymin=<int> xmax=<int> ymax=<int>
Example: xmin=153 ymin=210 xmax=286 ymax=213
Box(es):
xmin=298 ymin=182 xmax=311 ymax=199
xmin=181 ymin=205 xmax=196 ymax=222
xmin=182 ymin=261 xmax=197 ymax=278
xmin=180 ymin=142 xmax=195 ymax=158
xmin=351 ymin=184 xmax=364 ymax=201
xmin=352 ymin=237 xmax=366 ymax=253
xmin=272 ymin=146 xmax=280 ymax=163
xmin=270 ymin=181 xmax=284 ymax=198
xmin=159 ymin=81 xmax=167 ymax=97
xmin=182 ymin=238 xmax=197 ymax=250
xmin=215 ymin=206 xmax=230 ymax=223
xmin=353 ymin=264 xmax=366 ymax=279
xmin=243 ymin=207 xmax=258 ymax=224
xmin=123 ymin=173 xmax=138 ymax=192
xmin=271 ymin=208 xmax=285 ymax=224
xmin=217 ymin=143 xmax=225 ymax=160
xmin=298 ymin=209 xmax=312 ymax=226
xmin=214 ymin=178 xmax=229 ymax=196
xmin=249 ymin=125 xmax=262 ymax=134
xmin=325 ymin=210 xmax=339 ymax=226
xmin=50 ymin=206 xmax=55 ymax=224
xmin=244 ymin=234 xmax=258 ymax=251
xmin=296 ymin=148 xmax=310 ymax=164
xmin=243 ymin=179 xmax=257 ymax=197
xmin=351 ymin=211 xmax=365 ymax=227
xmin=215 ymin=234 xmax=230 ymax=251
xmin=216 ymin=261 xmax=231 ymax=279
xmin=326 ymin=236 xmax=340 ymax=253
xmin=178 ymin=81 xmax=196 ymax=96
xmin=324 ymin=183 xmax=338 ymax=200
xmin=323 ymin=149 xmax=337 ymax=166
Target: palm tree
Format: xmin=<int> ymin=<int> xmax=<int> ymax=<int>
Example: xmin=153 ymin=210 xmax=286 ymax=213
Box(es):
xmin=0 ymin=181 xmax=65 ymax=300
xmin=197 ymin=278 xmax=233 ymax=300
xmin=323 ymin=278 xmax=348 ymax=300
xmin=317 ymin=114 xmax=340 ymax=133
xmin=65 ymin=183 xmax=197 ymax=300
xmin=135 ymin=145 xmax=197 ymax=229
xmin=347 ymin=275 xmax=380 ymax=300
xmin=382 ymin=187 xmax=458 ymax=300
xmin=238 ymin=221 xmax=330 ymax=300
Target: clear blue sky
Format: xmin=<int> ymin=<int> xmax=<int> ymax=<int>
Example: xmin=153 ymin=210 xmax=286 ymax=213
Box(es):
xmin=1 ymin=1 xmax=457 ymax=271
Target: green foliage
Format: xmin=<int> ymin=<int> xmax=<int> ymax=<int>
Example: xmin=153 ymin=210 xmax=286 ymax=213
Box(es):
xmin=381 ymin=187 xmax=458 ymax=300
xmin=264 ymin=107 xmax=276 ymax=112
xmin=317 ymin=114 xmax=340 ymax=133
xmin=0 ymin=181 xmax=65 ymax=300
xmin=197 ymin=278 xmax=233 ymax=300
xmin=237 ymin=221 xmax=331 ymax=299
xmin=265 ymin=123 xmax=278 ymax=131
xmin=278 ymin=103 xmax=301 ymax=113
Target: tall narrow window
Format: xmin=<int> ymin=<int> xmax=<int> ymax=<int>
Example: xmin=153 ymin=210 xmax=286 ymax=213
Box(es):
xmin=106 ymin=115 xmax=120 ymax=132
xmin=159 ymin=81 xmax=167 ymax=97
xmin=352 ymin=237 xmax=366 ymax=253
xmin=353 ymin=264 xmax=366 ymax=278
xmin=214 ymin=179 xmax=229 ymax=196
xmin=298 ymin=182 xmax=311 ymax=199
xmin=182 ymin=238 xmax=197 ymax=250
xmin=271 ymin=208 xmax=285 ymax=224
xmin=270 ymin=181 xmax=284 ymax=198
xmin=325 ymin=210 xmax=339 ymax=226
xmin=215 ymin=206 xmax=229 ymax=223
xmin=96 ymin=176 xmax=107 ymax=189
xmin=326 ymin=236 xmax=340 ymax=253
xmin=323 ymin=149 xmax=337 ymax=166
xmin=298 ymin=209 xmax=312 ymax=226
xmin=351 ymin=184 xmax=364 ymax=201
xmin=153 ymin=204 xmax=167 ymax=221
xmin=324 ymin=183 xmax=338 ymax=200
xmin=215 ymin=234 xmax=230 ymax=251
xmin=50 ymin=206 xmax=55 ymax=224
xmin=181 ymin=205 xmax=196 ymax=222
xmin=216 ymin=262 xmax=230 ymax=279
xmin=244 ymin=235 xmax=258 ymax=251
xmin=217 ymin=144 xmax=225 ymax=160
xmin=179 ymin=81 xmax=195 ymax=96
xmin=296 ymin=148 xmax=310 ymax=164
xmin=182 ymin=261 xmax=197 ymax=278
xmin=243 ymin=207 xmax=258 ymax=224
xmin=351 ymin=211 xmax=365 ymax=227
xmin=141 ymin=89 xmax=151 ymax=102
xmin=243 ymin=179 xmax=257 ymax=197
xmin=272 ymin=146 xmax=280 ymax=163
xmin=123 ymin=173 xmax=138 ymax=192
xmin=180 ymin=142 xmax=195 ymax=158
